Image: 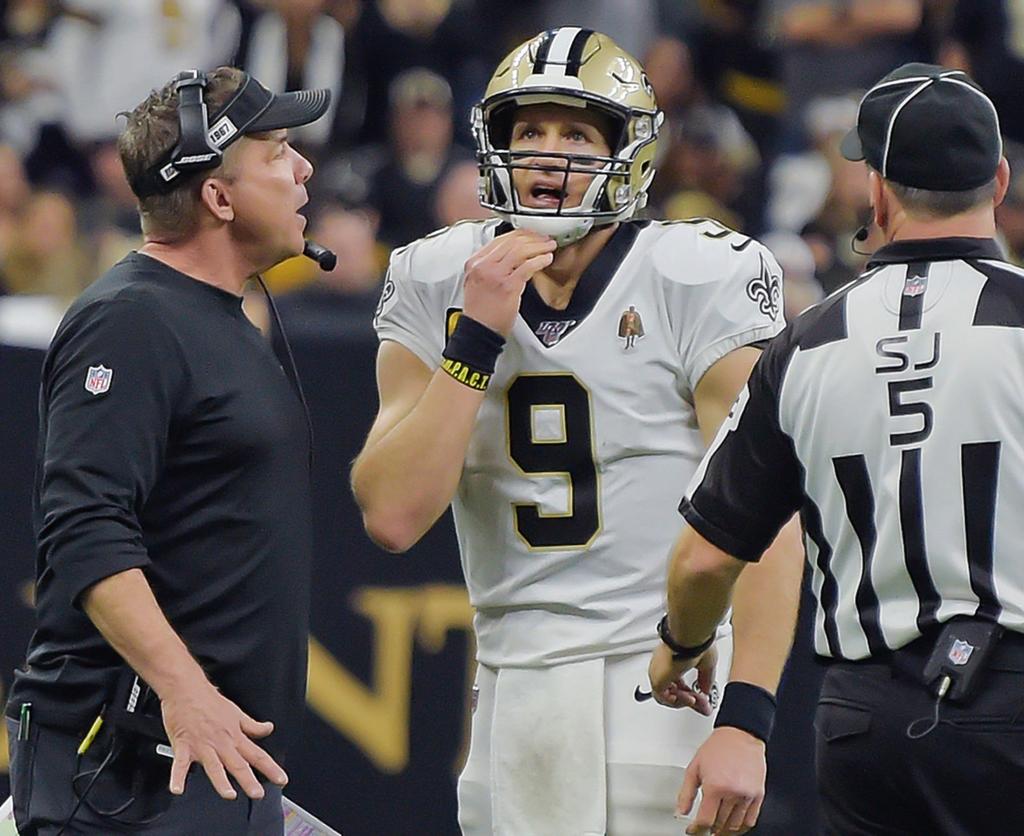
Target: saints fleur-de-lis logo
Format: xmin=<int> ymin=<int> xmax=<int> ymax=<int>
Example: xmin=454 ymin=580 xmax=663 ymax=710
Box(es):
xmin=746 ymin=253 xmax=782 ymax=320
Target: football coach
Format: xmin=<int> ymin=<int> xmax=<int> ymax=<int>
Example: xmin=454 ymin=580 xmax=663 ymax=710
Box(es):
xmin=650 ymin=64 xmax=1024 ymax=835
xmin=5 ymin=67 xmax=329 ymax=834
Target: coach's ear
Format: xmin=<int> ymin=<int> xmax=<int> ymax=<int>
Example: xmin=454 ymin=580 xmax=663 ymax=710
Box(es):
xmin=994 ymin=157 xmax=1011 ymax=209
xmin=199 ymin=176 xmax=236 ymax=223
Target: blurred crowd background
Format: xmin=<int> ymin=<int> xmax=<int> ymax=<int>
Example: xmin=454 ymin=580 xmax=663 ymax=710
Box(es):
xmin=1 ymin=0 xmax=1023 ymax=341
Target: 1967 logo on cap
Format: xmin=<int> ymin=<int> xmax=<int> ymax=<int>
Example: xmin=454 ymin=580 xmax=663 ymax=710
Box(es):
xmin=84 ymin=365 xmax=113 ymax=395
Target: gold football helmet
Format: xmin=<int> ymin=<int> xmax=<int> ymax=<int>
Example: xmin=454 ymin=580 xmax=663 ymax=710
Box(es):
xmin=471 ymin=27 xmax=663 ymax=246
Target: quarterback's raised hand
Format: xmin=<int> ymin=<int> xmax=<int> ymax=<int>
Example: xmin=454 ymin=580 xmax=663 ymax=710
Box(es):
xmin=463 ymin=229 xmax=556 ymax=336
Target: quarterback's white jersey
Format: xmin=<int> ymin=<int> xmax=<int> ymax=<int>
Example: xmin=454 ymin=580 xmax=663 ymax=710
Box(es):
xmin=375 ymin=218 xmax=784 ymax=667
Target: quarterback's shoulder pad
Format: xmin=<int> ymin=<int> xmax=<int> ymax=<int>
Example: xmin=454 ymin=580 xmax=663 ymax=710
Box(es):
xmin=648 ymin=219 xmax=777 ymax=288
xmin=388 ymin=219 xmax=499 ymax=286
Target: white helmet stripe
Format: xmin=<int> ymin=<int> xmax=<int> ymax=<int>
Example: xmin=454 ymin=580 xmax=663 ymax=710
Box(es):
xmin=534 ymin=27 xmax=582 ymax=77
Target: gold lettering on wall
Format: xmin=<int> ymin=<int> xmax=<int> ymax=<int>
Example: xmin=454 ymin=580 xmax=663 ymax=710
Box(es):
xmin=305 ymin=584 xmax=473 ymax=773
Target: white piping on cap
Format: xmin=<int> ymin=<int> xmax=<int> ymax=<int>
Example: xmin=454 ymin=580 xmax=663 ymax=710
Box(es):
xmin=880 ymin=79 xmax=934 ymax=179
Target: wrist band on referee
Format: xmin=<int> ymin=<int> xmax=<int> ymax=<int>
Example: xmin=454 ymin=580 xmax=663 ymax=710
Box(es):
xmin=714 ymin=681 xmax=777 ymax=743
xmin=441 ymin=314 xmax=505 ymax=391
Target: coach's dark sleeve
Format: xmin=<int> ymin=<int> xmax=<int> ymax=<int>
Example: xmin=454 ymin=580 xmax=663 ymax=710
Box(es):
xmin=37 ymin=297 xmax=186 ymax=607
xmin=680 ymin=330 xmax=804 ymax=561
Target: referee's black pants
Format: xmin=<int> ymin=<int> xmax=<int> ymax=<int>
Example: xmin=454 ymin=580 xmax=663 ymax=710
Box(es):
xmin=815 ymin=659 xmax=1024 ymax=835
xmin=6 ymin=718 xmax=284 ymax=835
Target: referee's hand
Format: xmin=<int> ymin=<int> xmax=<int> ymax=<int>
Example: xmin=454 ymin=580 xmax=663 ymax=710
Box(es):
xmin=161 ymin=680 xmax=288 ymax=801
xmin=677 ymin=727 xmax=766 ymax=835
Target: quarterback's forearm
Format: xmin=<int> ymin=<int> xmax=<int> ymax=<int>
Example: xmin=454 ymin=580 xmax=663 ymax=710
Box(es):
xmin=83 ymin=568 xmax=209 ymax=698
xmin=728 ymin=517 xmax=804 ymax=693
xmin=666 ymin=527 xmax=747 ymax=646
xmin=352 ymin=369 xmax=485 ymax=552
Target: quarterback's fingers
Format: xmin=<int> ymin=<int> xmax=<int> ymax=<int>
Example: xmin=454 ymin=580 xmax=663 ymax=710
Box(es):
xmin=465 ymin=231 xmax=527 ymax=271
xmin=494 ymin=230 xmax=555 ymax=265
xmin=510 ymin=252 xmax=555 ymax=284
xmin=502 ymin=239 xmax=558 ymax=274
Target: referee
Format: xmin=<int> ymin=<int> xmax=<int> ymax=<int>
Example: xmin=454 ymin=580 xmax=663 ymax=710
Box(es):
xmin=5 ymin=68 xmax=329 ymax=834
xmin=649 ymin=63 xmax=1023 ymax=835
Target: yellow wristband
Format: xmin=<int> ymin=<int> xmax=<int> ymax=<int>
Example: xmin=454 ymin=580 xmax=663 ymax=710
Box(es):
xmin=440 ymin=358 xmax=491 ymax=391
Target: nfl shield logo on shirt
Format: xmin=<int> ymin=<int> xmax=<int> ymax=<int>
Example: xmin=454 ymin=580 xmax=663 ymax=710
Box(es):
xmin=947 ymin=638 xmax=975 ymax=666
xmin=903 ymin=274 xmax=928 ymax=297
xmin=84 ymin=365 xmax=113 ymax=396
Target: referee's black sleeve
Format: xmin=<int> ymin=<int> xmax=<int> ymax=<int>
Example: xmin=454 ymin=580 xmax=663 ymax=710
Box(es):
xmin=37 ymin=297 xmax=185 ymax=607
xmin=681 ymin=332 xmax=805 ymax=561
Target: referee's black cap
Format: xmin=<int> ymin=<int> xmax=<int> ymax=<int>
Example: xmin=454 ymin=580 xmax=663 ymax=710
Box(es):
xmin=840 ymin=63 xmax=1002 ymax=191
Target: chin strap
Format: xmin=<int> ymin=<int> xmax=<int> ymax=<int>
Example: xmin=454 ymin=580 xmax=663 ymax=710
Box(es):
xmin=509 ymin=214 xmax=597 ymax=247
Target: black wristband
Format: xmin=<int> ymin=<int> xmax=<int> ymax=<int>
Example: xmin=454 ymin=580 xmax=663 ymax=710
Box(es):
xmin=714 ymin=681 xmax=777 ymax=743
xmin=443 ymin=314 xmax=505 ymax=374
xmin=657 ymin=615 xmax=716 ymax=660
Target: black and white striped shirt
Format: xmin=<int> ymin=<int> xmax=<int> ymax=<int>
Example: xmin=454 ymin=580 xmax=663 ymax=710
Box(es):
xmin=682 ymin=237 xmax=1024 ymax=660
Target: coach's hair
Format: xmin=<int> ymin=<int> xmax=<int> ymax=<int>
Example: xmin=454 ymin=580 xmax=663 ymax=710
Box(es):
xmin=885 ymin=177 xmax=998 ymax=219
xmin=118 ymin=66 xmax=245 ymax=241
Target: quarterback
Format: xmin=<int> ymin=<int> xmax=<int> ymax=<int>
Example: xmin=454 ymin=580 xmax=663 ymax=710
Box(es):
xmin=353 ymin=27 xmax=803 ymax=835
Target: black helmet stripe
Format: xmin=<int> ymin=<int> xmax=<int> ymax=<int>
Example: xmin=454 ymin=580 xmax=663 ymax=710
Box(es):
xmin=532 ymin=27 xmax=593 ymax=77
xmin=533 ymin=30 xmax=556 ymax=74
xmin=565 ymin=28 xmax=594 ymax=76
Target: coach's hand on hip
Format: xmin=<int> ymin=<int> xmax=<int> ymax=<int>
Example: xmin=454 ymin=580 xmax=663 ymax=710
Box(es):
xmin=647 ymin=643 xmax=716 ymax=715
xmin=161 ymin=678 xmax=288 ymax=801
xmin=462 ymin=229 xmax=555 ymax=336
xmin=677 ymin=726 xmax=766 ymax=835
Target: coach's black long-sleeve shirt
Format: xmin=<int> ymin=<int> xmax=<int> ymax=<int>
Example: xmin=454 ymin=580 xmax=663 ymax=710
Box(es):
xmin=6 ymin=252 xmax=313 ymax=761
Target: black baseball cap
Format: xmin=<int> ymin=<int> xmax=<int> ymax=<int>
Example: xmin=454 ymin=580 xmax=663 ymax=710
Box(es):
xmin=840 ymin=63 xmax=1002 ymax=191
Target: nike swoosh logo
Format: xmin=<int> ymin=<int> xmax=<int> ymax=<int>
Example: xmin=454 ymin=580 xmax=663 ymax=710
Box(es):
xmin=633 ymin=686 xmax=653 ymax=702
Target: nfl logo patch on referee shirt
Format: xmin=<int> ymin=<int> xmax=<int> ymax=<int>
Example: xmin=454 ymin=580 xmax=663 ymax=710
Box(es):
xmin=84 ymin=365 xmax=113 ymax=395
xmin=903 ymin=274 xmax=928 ymax=297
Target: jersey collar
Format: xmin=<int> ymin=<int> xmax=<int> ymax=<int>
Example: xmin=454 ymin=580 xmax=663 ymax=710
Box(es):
xmin=515 ymin=220 xmax=648 ymax=348
xmin=867 ymin=236 xmax=1004 ymax=267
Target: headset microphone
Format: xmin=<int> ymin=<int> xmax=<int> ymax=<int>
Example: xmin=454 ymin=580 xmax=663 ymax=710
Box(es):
xmin=851 ymin=222 xmax=872 ymax=255
xmin=303 ymin=240 xmax=337 ymax=272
